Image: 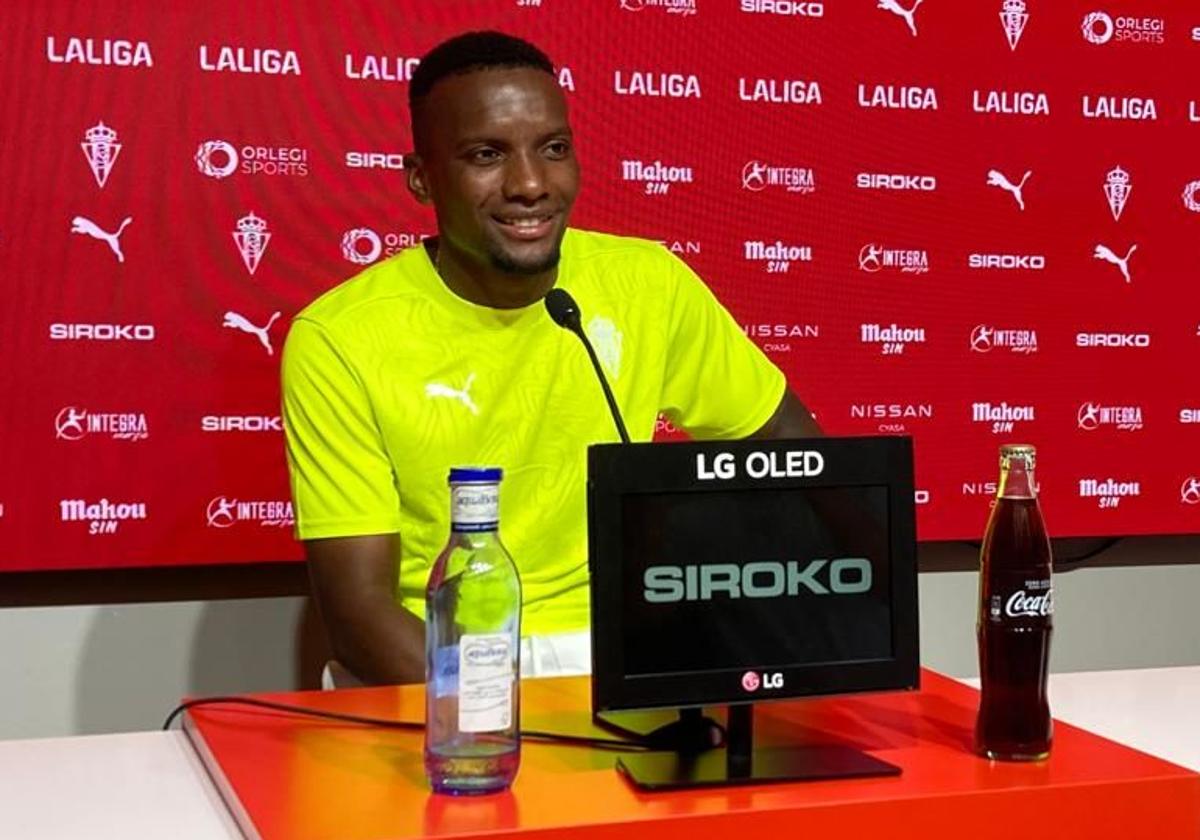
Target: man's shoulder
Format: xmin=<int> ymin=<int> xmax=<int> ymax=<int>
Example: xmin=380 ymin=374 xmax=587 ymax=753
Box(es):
xmin=563 ymin=228 xmax=679 ymax=270
xmin=295 ymin=245 xmax=429 ymax=330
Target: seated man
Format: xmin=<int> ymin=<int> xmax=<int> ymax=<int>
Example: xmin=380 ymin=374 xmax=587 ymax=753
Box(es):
xmin=281 ymin=31 xmax=820 ymax=686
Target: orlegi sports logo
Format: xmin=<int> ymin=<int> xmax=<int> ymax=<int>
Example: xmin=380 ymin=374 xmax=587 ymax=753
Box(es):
xmin=49 ymin=322 xmax=155 ymax=341
xmin=972 ymin=401 xmax=1035 ymax=435
xmin=968 ymin=252 xmax=1046 ymax=270
xmin=55 ymin=407 xmax=148 ymax=441
xmin=742 ymin=161 xmax=815 ymax=193
xmin=1075 ymin=332 xmax=1150 ymax=348
xmin=849 ymin=402 xmax=933 ymax=434
xmin=198 ymin=44 xmax=301 ymax=75
xmin=1077 ymin=401 xmax=1144 ymax=431
xmin=46 ymin=36 xmax=153 ymax=68
xmin=861 ymin=323 xmax=925 ymax=355
xmin=341 ymin=228 xmax=425 ymax=264
xmin=856 ymin=172 xmax=937 ymax=191
xmin=971 ymin=325 xmax=1039 ymax=354
xmin=345 ymin=151 xmax=405 ymax=171
xmin=1078 ymin=477 xmax=1139 ymax=509
xmin=620 ymin=0 xmax=698 ymax=16
xmin=743 ymin=240 xmax=812 ymax=274
xmin=206 ymin=496 xmax=294 ymax=529
xmin=857 ymin=83 xmax=938 ymax=110
xmin=614 ymin=70 xmax=700 ymax=98
xmin=644 ymin=557 xmax=872 ymax=602
xmin=858 ymin=243 xmax=929 ymax=274
xmin=740 ymin=1 xmax=824 ymax=16
xmin=739 ymin=77 xmax=821 ymax=104
xmin=60 ymin=498 xmax=146 ymax=535
xmin=1081 ymin=12 xmax=1164 ymax=45
xmin=621 ymin=159 xmax=694 ymax=196
xmin=201 ymin=415 xmax=282 ymax=433
xmin=344 ymin=53 xmax=419 ymax=82
xmin=195 ymin=140 xmax=309 ymax=178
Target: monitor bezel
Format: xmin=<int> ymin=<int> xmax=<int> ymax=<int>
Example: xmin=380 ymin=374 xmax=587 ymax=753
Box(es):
xmin=588 ymin=436 xmax=920 ymax=713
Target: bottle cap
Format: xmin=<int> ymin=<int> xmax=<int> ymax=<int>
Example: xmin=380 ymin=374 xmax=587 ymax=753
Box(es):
xmin=999 ymin=444 xmax=1036 ymax=469
xmin=448 ymin=467 xmax=503 ymax=484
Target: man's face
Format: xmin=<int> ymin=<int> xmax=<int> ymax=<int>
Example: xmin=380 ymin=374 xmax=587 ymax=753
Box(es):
xmin=410 ymin=67 xmax=579 ymax=277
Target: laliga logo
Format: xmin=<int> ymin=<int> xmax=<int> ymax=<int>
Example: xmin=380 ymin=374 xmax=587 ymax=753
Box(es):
xmin=342 ymin=228 xmax=383 ymax=264
xmin=55 ymin=407 xmax=87 ymax=440
xmin=195 ymin=140 xmax=238 ymax=178
xmin=206 ymin=496 xmax=237 ymax=528
xmin=1181 ymin=477 xmax=1200 ymax=505
xmin=1082 ymin=12 xmax=1114 ymax=44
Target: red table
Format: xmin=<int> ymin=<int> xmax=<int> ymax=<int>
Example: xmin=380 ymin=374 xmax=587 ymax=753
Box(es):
xmin=184 ymin=670 xmax=1200 ymax=839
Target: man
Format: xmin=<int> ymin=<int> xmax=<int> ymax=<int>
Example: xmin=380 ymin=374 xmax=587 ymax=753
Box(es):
xmin=282 ymin=31 xmax=820 ymax=686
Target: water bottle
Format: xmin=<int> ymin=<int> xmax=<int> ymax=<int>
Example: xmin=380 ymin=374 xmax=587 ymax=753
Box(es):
xmin=424 ymin=467 xmax=522 ymax=794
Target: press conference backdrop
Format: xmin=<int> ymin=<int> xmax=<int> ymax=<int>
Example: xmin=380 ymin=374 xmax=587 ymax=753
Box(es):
xmin=1 ymin=1 xmax=1198 ymax=572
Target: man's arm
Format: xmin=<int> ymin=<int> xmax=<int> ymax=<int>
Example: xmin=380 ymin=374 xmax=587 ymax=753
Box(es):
xmin=751 ymin=388 xmax=823 ymax=439
xmin=305 ymin=534 xmax=426 ymax=685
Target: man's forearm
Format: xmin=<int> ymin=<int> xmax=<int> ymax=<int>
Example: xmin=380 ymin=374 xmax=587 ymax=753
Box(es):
xmin=329 ymin=592 xmax=426 ymax=685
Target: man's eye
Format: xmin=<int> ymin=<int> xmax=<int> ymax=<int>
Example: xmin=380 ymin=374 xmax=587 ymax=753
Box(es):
xmin=545 ymin=141 xmax=571 ymax=158
xmin=471 ymin=149 xmax=501 ymax=164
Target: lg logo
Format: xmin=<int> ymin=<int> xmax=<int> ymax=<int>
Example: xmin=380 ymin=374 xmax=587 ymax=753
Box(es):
xmin=741 ymin=671 xmax=784 ymax=692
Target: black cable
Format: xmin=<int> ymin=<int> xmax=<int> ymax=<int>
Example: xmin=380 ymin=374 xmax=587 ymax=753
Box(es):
xmin=163 ymin=696 xmax=649 ymax=752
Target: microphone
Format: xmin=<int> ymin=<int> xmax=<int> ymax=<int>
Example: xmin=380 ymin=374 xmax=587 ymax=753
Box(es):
xmin=544 ymin=288 xmax=631 ymax=444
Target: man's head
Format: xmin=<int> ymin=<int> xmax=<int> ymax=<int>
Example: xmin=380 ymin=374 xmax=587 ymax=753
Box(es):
xmin=405 ymin=32 xmax=579 ymax=291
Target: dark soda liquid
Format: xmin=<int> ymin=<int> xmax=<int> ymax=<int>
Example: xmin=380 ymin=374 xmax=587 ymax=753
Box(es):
xmin=977 ymin=496 xmax=1053 ymax=760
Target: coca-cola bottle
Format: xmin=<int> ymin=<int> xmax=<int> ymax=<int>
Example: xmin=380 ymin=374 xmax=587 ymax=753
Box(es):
xmin=976 ymin=444 xmax=1053 ymax=761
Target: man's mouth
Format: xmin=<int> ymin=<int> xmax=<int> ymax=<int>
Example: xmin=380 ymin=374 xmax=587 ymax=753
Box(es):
xmin=492 ymin=212 xmax=557 ymax=240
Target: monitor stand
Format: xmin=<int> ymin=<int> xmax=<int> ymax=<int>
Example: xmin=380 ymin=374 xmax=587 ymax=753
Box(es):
xmin=599 ymin=705 xmax=901 ymax=791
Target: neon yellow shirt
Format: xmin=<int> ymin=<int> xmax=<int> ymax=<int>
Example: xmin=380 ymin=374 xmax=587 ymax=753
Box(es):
xmin=282 ymin=228 xmax=786 ymax=635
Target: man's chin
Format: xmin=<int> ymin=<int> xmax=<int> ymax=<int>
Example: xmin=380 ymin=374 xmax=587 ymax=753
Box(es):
xmin=489 ymin=243 xmax=563 ymax=276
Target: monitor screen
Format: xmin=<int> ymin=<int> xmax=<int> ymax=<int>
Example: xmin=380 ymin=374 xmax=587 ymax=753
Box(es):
xmin=589 ymin=437 xmax=919 ymax=713
xmin=619 ymin=485 xmax=892 ymax=679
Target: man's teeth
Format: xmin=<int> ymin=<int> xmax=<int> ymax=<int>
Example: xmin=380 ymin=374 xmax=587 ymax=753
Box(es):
xmin=501 ymin=217 xmax=549 ymax=227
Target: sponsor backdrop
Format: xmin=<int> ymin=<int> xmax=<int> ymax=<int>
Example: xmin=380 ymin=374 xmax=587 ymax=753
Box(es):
xmin=1 ymin=1 xmax=1198 ymax=571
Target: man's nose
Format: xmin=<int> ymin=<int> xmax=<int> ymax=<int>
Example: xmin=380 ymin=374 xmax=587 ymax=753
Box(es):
xmin=503 ymin=151 xmax=549 ymax=202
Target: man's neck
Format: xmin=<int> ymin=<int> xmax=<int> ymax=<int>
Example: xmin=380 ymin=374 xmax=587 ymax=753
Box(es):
xmin=428 ymin=239 xmax=556 ymax=310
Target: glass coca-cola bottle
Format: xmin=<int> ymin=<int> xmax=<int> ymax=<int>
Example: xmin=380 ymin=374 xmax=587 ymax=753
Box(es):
xmin=976 ymin=443 xmax=1053 ymax=761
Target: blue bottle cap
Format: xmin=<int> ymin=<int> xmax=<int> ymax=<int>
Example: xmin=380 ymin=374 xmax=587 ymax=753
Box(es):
xmin=448 ymin=466 xmax=503 ymax=483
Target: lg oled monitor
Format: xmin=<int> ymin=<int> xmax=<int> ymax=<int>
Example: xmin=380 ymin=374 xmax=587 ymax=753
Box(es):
xmin=588 ymin=436 xmax=919 ymax=715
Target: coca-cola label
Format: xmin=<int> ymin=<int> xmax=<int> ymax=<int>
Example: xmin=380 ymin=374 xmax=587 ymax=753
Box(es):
xmin=988 ymin=576 xmax=1053 ymax=623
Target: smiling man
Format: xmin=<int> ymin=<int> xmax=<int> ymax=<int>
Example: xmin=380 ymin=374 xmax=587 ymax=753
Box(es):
xmin=282 ymin=31 xmax=819 ymax=686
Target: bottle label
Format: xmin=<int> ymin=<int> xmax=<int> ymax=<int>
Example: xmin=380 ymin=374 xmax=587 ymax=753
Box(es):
xmin=457 ymin=633 xmax=514 ymax=733
xmin=987 ymin=575 xmax=1053 ymax=623
xmin=451 ymin=484 xmax=499 ymax=532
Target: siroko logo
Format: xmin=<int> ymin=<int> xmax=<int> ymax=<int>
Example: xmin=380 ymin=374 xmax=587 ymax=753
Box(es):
xmin=970 ymin=325 xmax=1038 ymax=354
xmin=644 ymin=557 xmax=872 ymax=602
xmin=1000 ymin=0 xmax=1030 ymax=50
xmin=1081 ymin=12 xmax=1165 ymax=45
xmin=81 ymin=121 xmax=121 ymax=188
xmin=856 ymin=172 xmax=936 ymax=191
xmin=50 ymin=323 xmax=155 ymax=341
xmin=345 ymin=151 xmax=405 ymax=170
xmin=1075 ymin=332 xmax=1150 ymax=348
xmin=740 ymin=1 xmax=824 ymax=16
xmin=232 ymin=212 xmax=270 ymax=276
xmin=743 ymin=161 xmax=815 ymax=193
xmin=55 ymin=407 xmax=148 ymax=441
xmin=201 ymin=415 xmax=282 ymax=432
xmin=1181 ymin=409 xmax=1200 ymax=425
xmin=206 ymin=496 xmax=294 ymax=529
xmin=967 ymin=253 xmax=1046 ymax=270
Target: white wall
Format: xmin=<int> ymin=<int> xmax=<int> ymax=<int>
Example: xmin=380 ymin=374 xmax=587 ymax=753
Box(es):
xmin=1 ymin=537 xmax=1197 ymax=739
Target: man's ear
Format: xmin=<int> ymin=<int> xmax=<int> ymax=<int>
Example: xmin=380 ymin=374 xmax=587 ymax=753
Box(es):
xmin=404 ymin=154 xmax=432 ymax=205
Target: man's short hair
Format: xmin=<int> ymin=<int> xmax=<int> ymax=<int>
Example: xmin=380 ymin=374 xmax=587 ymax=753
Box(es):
xmin=409 ymin=31 xmax=555 ymax=112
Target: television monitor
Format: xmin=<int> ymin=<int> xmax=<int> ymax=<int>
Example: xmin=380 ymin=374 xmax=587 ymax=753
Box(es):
xmin=587 ymin=436 xmax=919 ymax=789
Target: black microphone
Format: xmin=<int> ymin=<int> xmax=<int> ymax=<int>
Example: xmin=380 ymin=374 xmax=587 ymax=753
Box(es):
xmin=544 ymin=288 xmax=631 ymax=444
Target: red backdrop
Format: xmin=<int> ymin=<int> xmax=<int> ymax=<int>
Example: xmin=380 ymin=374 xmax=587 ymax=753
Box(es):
xmin=2 ymin=0 xmax=1198 ymax=571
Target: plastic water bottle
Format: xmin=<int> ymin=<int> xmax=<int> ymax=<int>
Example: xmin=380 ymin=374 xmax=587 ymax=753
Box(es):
xmin=424 ymin=467 xmax=522 ymax=794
